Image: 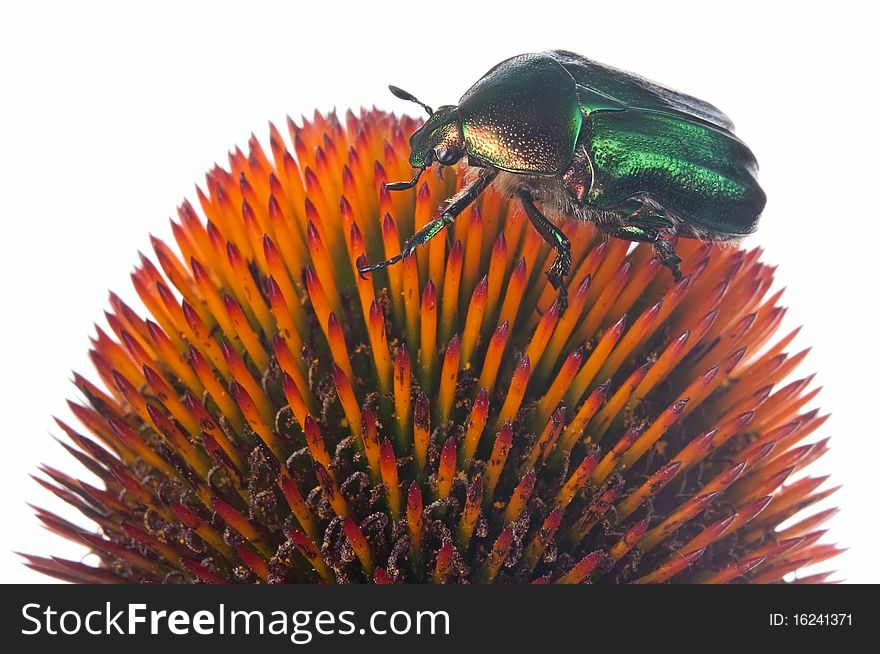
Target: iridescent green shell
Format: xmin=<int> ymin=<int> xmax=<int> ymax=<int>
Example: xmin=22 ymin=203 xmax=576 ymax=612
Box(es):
xmin=551 ymin=50 xmax=764 ymax=235
xmin=458 ymin=53 xmax=582 ymax=175
xmin=551 ymin=49 xmax=735 ymax=130
xmin=583 ymin=110 xmax=764 ymax=235
xmin=456 ymin=50 xmax=765 ymax=236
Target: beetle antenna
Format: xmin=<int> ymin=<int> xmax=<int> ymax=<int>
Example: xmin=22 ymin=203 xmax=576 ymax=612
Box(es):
xmin=386 ymin=166 xmax=426 ymax=191
xmin=389 ymin=85 xmax=433 ymax=116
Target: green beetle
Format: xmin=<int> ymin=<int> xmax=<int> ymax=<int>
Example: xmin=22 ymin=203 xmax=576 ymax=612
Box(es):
xmin=359 ymin=50 xmax=766 ymax=310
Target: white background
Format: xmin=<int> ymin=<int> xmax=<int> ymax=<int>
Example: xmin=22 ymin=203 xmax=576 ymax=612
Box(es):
xmin=1 ymin=1 xmax=877 ymax=583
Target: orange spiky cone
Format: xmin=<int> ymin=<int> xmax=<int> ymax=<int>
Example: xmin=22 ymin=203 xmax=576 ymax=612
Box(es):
xmin=25 ymin=109 xmax=839 ymax=584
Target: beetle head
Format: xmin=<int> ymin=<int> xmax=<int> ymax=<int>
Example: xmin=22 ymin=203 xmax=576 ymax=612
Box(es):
xmin=386 ymin=85 xmax=465 ymax=191
xmin=407 ymin=106 xmax=465 ymax=169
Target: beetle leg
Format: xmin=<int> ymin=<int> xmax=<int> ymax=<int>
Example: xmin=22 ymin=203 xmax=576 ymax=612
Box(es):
xmin=650 ymin=234 xmax=683 ymax=280
xmin=519 ymin=192 xmax=571 ymax=311
xmin=385 ymin=166 xmax=426 ymax=191
xmin=601 ymin=222 xmax=683 ymax=280
xmin=358 ymin=168 xmax=498 ymax=277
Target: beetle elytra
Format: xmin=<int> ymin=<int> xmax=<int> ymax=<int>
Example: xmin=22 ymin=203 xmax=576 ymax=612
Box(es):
xmin=359 ymin=51 xmax=766 ymax=310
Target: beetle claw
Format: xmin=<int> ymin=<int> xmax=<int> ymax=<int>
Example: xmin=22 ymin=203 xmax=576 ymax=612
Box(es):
xmin=357 ymin=254 xmax=403 ymax=277
xmin=652 ymin=237 xmax=683 ymax=280
xmin=546 ymin=258 xmax=570 ymax=314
